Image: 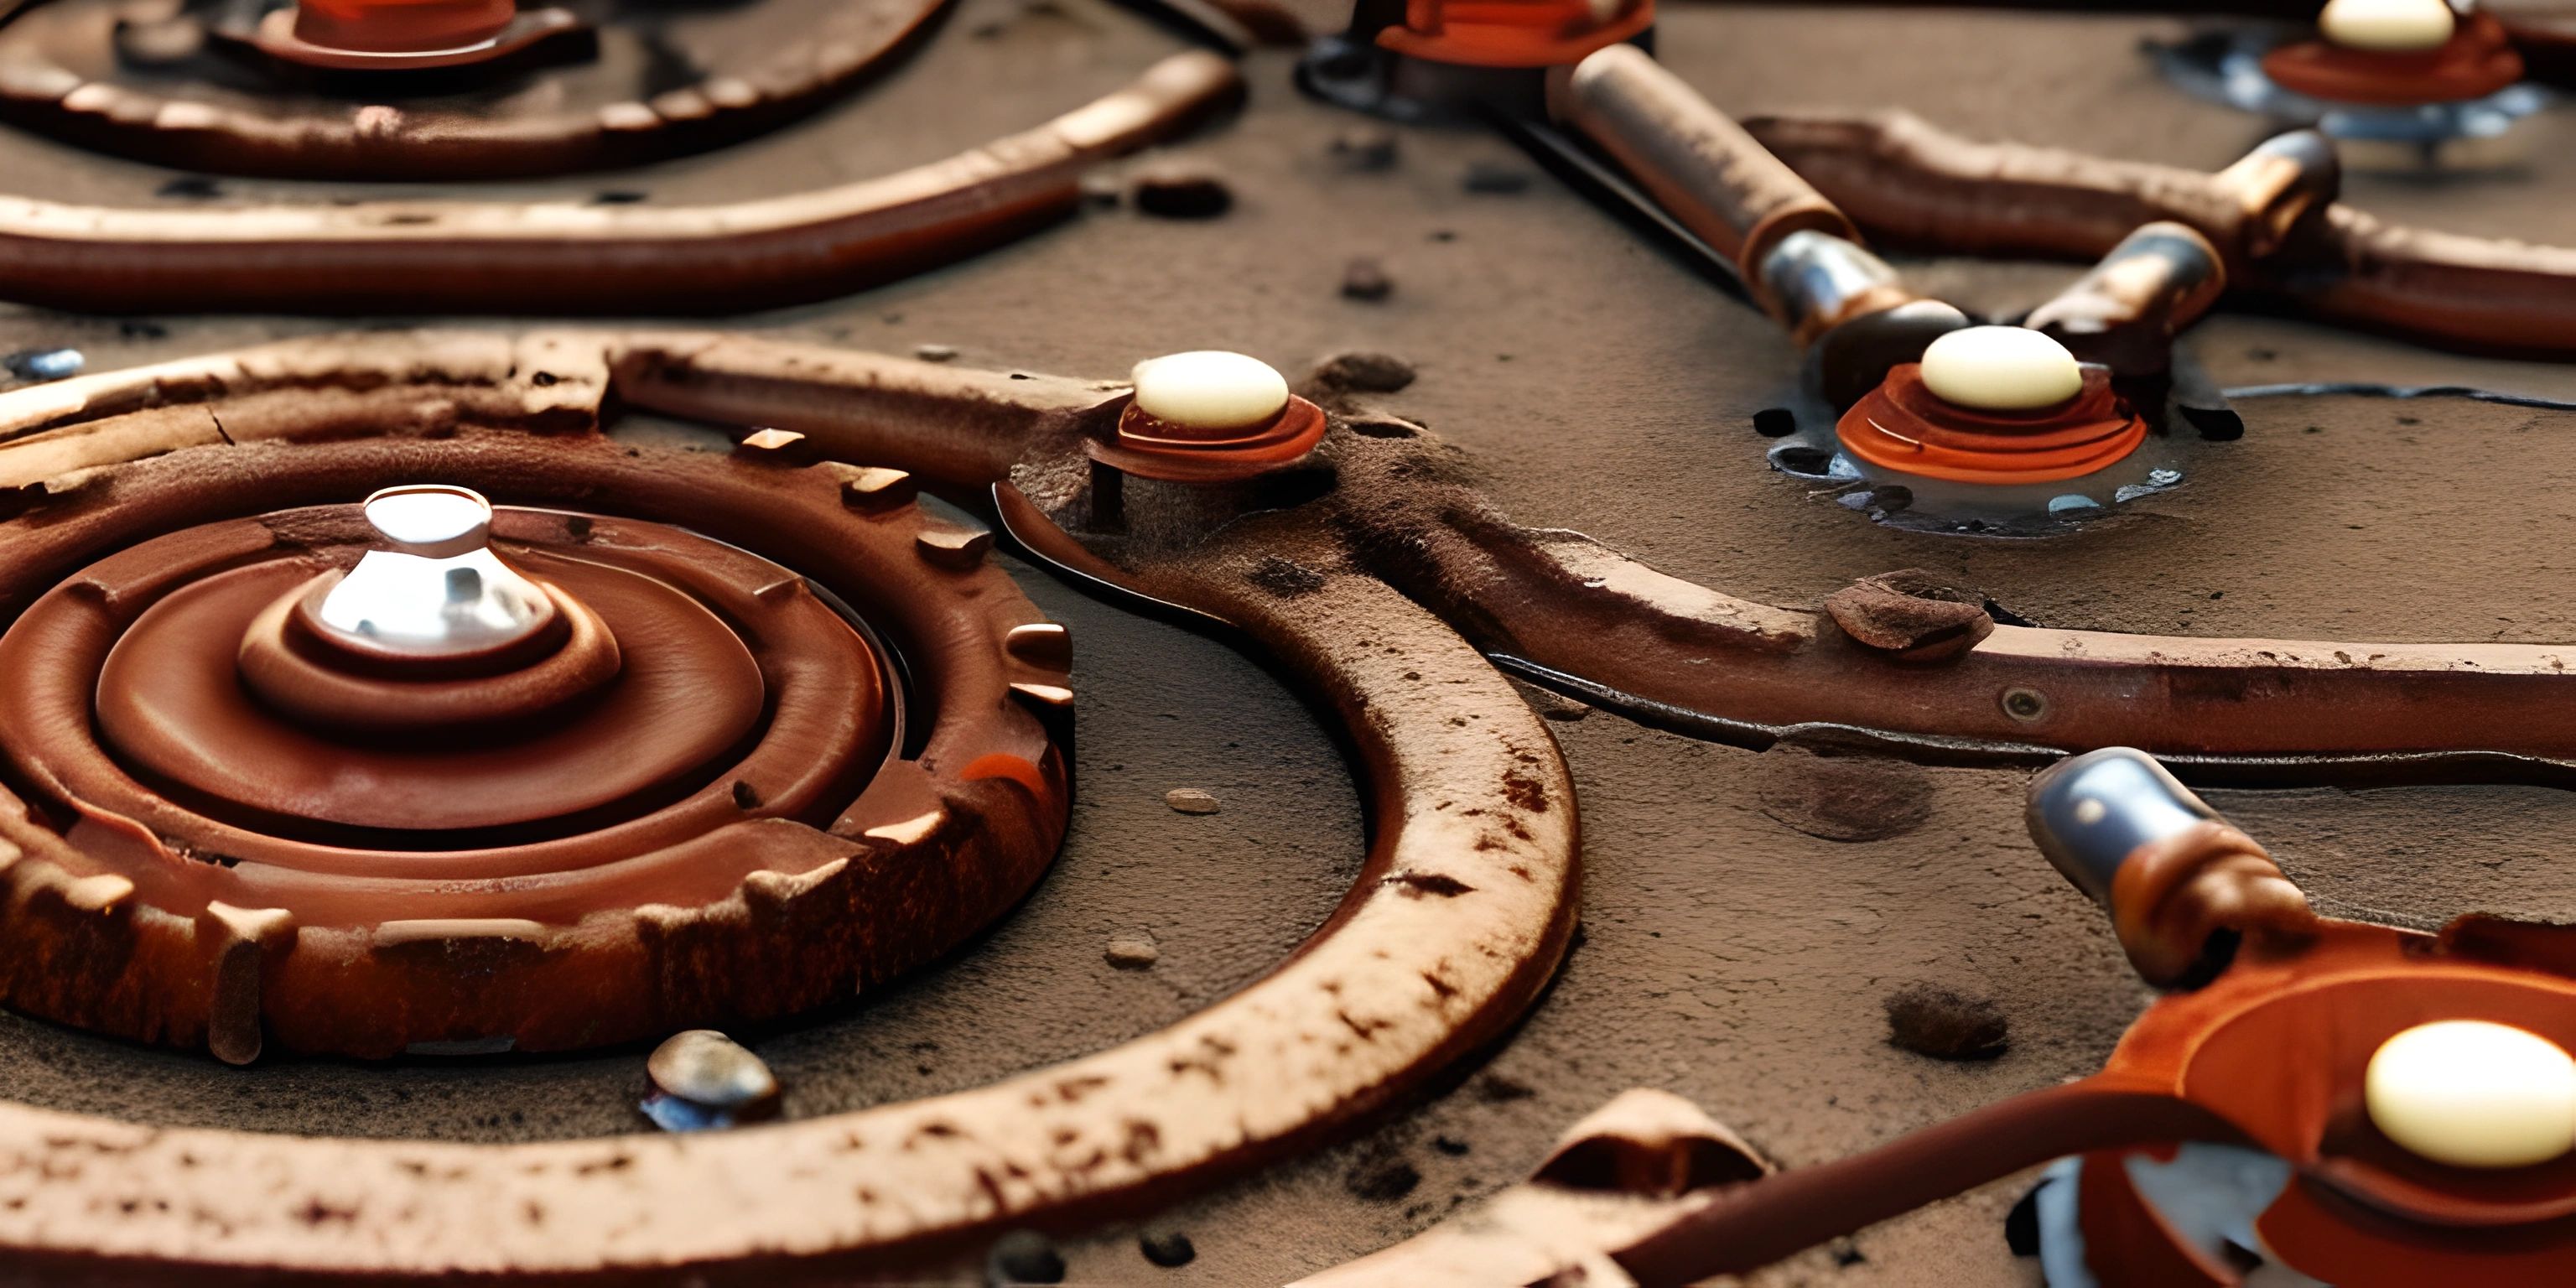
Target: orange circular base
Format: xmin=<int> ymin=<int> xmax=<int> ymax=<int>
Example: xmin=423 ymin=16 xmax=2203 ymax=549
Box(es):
xmin=1374 ymin=0 xmax=1653 ymax=68
xmin=1836 ymin=365 xmax=2146 ymax=486
xmin=291 ymin=0 xmax=517 ymax=53
xmin=1090 ymin=395 xmax=1330 ymax=484
xmin=2262 ymin=12 xmax=2524 ymax=106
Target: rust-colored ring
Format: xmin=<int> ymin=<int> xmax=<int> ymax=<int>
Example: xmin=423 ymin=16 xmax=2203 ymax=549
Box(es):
xmin=1088 ymin=393 xmax=1330 ymax=483
xmin=0 ymin=436 xmax=1072 ymax=1064
xmin=2261 ymin=11 xmax=2527 ymax=106
xmin=1836 ymin=364 xmax=2148 ymax=484
xmin=0 ymin=0 xmax=951 ymax=180
xmin=239 ymin=575 xmax=622 ymax=733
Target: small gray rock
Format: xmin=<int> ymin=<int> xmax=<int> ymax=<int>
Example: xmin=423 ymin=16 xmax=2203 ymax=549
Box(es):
xmin=1884 ymin=984 xmax=2009 ymax=1061
xmin=1166 ymin=788 xmax=1221 ymax=815
xmin=1341 ymin=257 xmax=1393 ymax=302
xmin=1133 ymin=167 xmax=1232 ymax=219
xmin=1139 ymin=1227 xmax=1197 ymax=1268
xmin=641 ymin=1030 xmax=781 ymax=1131
xmin=1462 ymin=160 xmax=1530 ymax=194
xmin=1330 ymin=125 xmax=1399 ymax=172
xmin=1106 ymin=934 xmax=1161 ymax=969
xmin=987 ymin=1229 xmax=1066 ymax=1285
xmin=1311 ymin=351 xmax=1416 ymax=394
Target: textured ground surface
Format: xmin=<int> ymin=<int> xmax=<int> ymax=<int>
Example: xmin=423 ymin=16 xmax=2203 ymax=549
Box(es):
xmin=3 ymin=2 xmax=2574 ymax=1284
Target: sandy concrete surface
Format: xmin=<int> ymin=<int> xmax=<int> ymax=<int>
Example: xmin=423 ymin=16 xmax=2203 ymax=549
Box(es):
xmin=3 ymin=2 xmax=2575 ymax=1284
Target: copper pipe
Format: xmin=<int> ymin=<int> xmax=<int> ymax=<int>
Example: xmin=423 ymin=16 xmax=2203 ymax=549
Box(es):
xmin=1745 ymin=111 xmax=2576 ymax=357
xmin=1550 ymin=44 xmax=1867 ymax=324
xmin=2025 ymin=221 xmax=2228 ymax=377
xmin=0 ymin=51 xmax=1242 ymax=314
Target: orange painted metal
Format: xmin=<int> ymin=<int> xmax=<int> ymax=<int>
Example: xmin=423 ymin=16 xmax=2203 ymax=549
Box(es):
xmin=1836 ymin=364 xmax=2147 ymax=484
xmin=1089 ymin=394 xmax=1329 ymax=483
xmin=1377 ymin=0 xmax=1652 ymax=68
xmin=2262 ymin=10 xmax=2526 ymax=106
xmin=2070 ymin=921 xmax=2576 ymax=1285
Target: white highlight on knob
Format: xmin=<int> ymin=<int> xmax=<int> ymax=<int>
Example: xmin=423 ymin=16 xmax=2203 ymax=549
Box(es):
xmin=1131 ymin=351 xmax=1289 ymax=432
xmin=2319 ymin=0 xmax=2457 ymax=53
xmin=1919 ymin=325 xmax=2085 ymax=412
xmin=364 ymin=486 xmax=490 ymax=556
xmin=2365 ymin=1020 xmax=2576 ymax=1170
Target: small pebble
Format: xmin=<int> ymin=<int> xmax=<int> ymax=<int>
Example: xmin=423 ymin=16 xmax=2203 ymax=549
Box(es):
xmin=2 ymin=348 xmax=83 ymax=383
xmin=1462 ymin=161 xmax=1530 ymax=195
xmin=914 ymin=343 xmax=958 ymax=363
xmin=641 ymin=1030 xmax=781 ymax=1131
xmin=1822 ymin=569 xmax=1993 ymax=662
xmin=1132 ymin=166 xmax=1233 ymax=219
xmin=1341 ymin=257 xmax=1393 ymax=302
xmin=1330 ymin=125 xmax=1399 ymax=172
xmin=1139 ymin=1228 xmax=1197 ymax=1268
xmin=1310 ymin=351 xmax=1415 ymax=393
xmin=1166 ymin=787 xmax=1222 ymax=814
xmin=1344 ymin=1156 xmax=1421 ymax=1203
xmin=1883 ymin=984 xmax=2009 ymax=1061
xmin=986 ymin=1229 xmax=1067 ymax=1285
xmin=1105 ymin=934 xmax=1160 ymax=969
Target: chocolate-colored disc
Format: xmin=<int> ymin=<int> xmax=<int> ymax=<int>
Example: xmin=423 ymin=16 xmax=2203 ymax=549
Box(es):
xmin=96 ymin=552 xmax=766 ymax=836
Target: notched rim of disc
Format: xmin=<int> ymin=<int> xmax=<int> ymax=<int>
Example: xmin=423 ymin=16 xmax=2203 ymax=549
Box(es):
xmin=0 ymin=0 xmax=955 ymax=179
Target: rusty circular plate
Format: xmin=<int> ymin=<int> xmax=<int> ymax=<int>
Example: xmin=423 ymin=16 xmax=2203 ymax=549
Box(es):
xmin=0 ymin=428 xmax=1074 ymax=1067
xmin=0 ymin=0 xmax=952 ymax=179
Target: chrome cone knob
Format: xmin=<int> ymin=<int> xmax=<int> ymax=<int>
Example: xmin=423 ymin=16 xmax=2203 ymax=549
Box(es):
xmin=314 ymin=486 xmax=553 ymax=660
xmin=2024 ymin=747 xmax=2225 ymax=907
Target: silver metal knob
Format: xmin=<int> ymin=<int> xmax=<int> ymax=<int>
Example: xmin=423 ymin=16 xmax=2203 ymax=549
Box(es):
xmin=313 ymin=486 xmax=552 ymax=660
xmin=2024 ymin=747 xmax=2224 ymax=907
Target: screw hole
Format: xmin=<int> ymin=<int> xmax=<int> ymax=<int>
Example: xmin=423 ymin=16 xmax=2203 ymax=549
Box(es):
xmin=2001 ymin=688 xmax=2048 ymax=722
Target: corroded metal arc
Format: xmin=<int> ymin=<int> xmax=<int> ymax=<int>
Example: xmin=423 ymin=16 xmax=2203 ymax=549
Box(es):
xmin=0 ymin=0 xmax=951 ymax=180
xmin=1317 ymin=440 xmax=2576 ymax=776
xmin=0 ymin=50 xmax=1242 ymax=314
xmin=1742 ymin=111 xmax=2576 ymax=357
xmin=0 ymin=333 xmax=1579 ymax=1278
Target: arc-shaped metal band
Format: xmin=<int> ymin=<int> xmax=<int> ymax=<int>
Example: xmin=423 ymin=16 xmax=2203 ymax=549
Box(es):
xmin=1703 ymin=0 xmax=2576 ymax=86
xmin=0 ymin=50 xmax=1241 ymax=314
xmin=0 ymin=331 xmax=1577 ymax=1277
xmin=0 ymin=0 xmax=953 ymax=180
xmin=1742 ymin=111 xmax=2576 ymax=357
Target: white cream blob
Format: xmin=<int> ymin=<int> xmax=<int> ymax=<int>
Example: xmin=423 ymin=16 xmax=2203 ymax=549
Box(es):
xmin=2319 ymin=0 xmax=2459 ymax=53
xmin=1918 ymin=325 xmax=2085 ymax=412
xmin=2365 ymin=1020 xmax=2576 ymax=1169
xmin=1130 ymin=351 xmax=1290 ymax=432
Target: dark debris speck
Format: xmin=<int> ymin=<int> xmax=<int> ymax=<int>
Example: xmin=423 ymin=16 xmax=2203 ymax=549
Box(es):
xmin=1138 ymin=1228 xmax=1196 ymax=1268
xmin=985 ymin=1229 xmax=1066 ymax=1285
